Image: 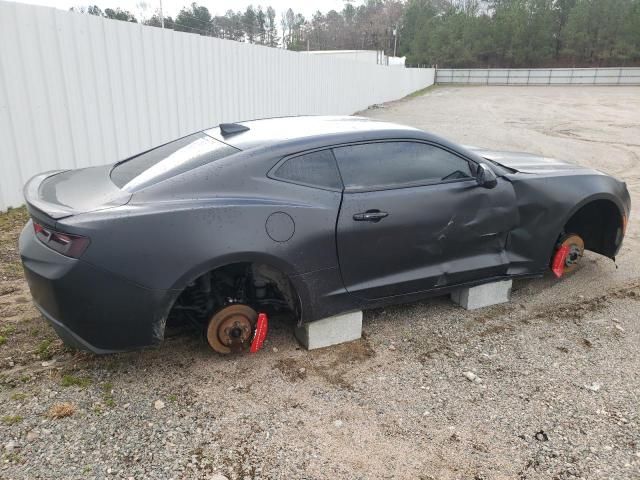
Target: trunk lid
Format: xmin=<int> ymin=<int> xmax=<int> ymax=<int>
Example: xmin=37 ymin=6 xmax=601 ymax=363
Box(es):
xmin=24 ymin=166 xmax=130 ymax=220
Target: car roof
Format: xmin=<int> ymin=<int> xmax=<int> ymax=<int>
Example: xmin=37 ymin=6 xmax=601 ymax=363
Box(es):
xmin=203 ymin=115 xmax=422 ymax=151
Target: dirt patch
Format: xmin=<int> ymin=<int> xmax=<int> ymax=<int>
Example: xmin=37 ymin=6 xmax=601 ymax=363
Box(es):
xmin=274 ymin=357 xmax=308 ymax=382
xmin=275 ymin=336 xmax=375 ymax=389
xmin=0 ymin=284 xmax=20 ymax=296
xmin=531 ymin=280 xmax=640 ymax=323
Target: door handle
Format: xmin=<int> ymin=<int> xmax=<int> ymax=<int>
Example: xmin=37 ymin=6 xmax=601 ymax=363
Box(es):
xmin=353 ymin=210 xmax=389 ymax=222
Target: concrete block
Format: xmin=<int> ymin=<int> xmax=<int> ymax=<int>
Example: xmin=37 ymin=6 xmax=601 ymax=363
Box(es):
xmin=295 ymin=311 xmax=362 ymax=350
xmin=451 ymin=279 xmax=512 ymax=310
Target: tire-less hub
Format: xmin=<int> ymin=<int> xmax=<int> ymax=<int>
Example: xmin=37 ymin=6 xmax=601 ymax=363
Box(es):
xmin=560 ymin=233 xmax=585 ymax=274
xmin=206 ymin=304 xmax=257 ymax=354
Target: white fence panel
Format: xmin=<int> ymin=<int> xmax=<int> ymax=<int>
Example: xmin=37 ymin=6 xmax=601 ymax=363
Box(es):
xmin=0 ymin=1 xmax=435 ymax=210
xmin=436 ymin=67 xmax=640 ymax=86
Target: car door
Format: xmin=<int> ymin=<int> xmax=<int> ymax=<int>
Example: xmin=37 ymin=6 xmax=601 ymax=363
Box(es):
xmin=334 ymin=140 xmax=519 ymax=300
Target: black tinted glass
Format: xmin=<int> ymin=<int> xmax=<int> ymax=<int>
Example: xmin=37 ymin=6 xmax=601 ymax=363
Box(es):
xmin=333 ymin=142 xmax=472 ymax=190
xmin=111 ymin=133 xmax=239 ymax=191
xmin=274 ymin=150 xmax=342 ymax=190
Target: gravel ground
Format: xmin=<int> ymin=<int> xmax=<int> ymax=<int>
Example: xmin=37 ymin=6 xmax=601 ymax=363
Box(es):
xmin=1 ymin=86 xmax=640 ymax=480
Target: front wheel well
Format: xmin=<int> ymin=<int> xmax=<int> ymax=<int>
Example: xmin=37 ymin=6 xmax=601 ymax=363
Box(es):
xmin=562 ymin=199 xmax=623 ymax=259
xmin=166 ymin=262 xmax=301 ymax=333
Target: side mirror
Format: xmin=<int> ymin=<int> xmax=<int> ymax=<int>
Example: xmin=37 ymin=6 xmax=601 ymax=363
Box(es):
xmin=476 ymin=163 xmax=498 ymax=189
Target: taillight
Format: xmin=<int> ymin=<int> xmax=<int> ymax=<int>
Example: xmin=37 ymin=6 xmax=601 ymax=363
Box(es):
xmin=33 ymin=221 xmax=90 ymax=258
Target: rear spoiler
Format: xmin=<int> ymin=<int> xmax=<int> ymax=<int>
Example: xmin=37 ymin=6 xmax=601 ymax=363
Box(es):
xmin=23 ymin=167 xmax=133 ymax=224
xmin=23 ymin=171 xmax=75 ymax=220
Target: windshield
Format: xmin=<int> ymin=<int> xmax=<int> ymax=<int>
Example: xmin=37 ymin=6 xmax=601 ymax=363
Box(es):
xmin=110 ymin=133 xmax=240 ymax=191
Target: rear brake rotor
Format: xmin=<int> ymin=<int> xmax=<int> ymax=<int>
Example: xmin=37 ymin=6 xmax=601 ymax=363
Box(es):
xmin=206 ymin=304 xmax=257 ymax=354
xmin=560 ymin=234 xmax=585 ymax=274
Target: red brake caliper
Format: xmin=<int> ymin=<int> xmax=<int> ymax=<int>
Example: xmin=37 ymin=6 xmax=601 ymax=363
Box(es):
xmin=551 ymin=244 xmax=570 ymax=278
xmin=250 ymin=313 xmax=268 ymax=353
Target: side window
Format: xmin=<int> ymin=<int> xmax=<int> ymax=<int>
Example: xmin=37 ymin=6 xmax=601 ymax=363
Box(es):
xmin=332 ymin=142 xmax=473 ymax=190
xmin=273 ymin=150 xmax=343 ymax=190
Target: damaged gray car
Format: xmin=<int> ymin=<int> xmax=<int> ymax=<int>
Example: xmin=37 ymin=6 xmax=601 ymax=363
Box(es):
xmin=19 ymin=116 xmax=630 ymax=354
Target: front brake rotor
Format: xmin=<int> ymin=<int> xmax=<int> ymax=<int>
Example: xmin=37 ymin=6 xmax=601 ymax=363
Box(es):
xmin=206 ymin=304 xmax=257 ymax=354
xmin=559 ymin=233 xmax=585 ymax=274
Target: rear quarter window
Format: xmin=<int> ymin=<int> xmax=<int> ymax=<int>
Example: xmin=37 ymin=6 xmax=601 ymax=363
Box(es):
xmin=111 ymin=133 xmax=239 ymax=191
xmin=272 ymin=150 xmax=343 ymax=190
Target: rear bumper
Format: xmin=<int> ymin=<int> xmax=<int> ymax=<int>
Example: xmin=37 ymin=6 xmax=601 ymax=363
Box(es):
xmin=19 ymin=221 xmax=177 ymax=354
xmin=36 ymin=302 xmax=121 ymax=354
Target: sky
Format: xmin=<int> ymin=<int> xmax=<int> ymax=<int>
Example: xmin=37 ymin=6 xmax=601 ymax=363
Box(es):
xmin=12 ymin=0 xmax=350 ymax=20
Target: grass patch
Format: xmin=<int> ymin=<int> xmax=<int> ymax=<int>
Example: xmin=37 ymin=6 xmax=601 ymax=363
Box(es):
xmin=2 ymin=262 xmax=24 ymax=278
xmin=0 ymin=326 xmax=16 ymax=346
xmin=101 ymin=382 xmax=116 ymax=407
xmin=103 ymin=359 xmax=121 ymax=372
xmin=10 ymin=392 xmax=27 ymax=401
xmin=60 ymin=374 xmax=92 ymax=388
xmin=0 ymin=207 xmax=29 ymax=280
xmin=36 ymin=339 xmax=53 ymax=360
xmin=0 ymin=325 xmax=16 ymax=335
xmin=0 ymin=206 xmax=29 ymax=230
xmin=3 ymin=452 xmax=24 ymax=464
xmin=1 ymin=415 xmax=24 ymax=425
xmin=405 ymin=84 xmax=439 ymax=98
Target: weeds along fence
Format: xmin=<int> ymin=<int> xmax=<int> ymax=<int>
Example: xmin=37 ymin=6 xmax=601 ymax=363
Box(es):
xmin=0 ymin=1 xmax=434 ymax=211
xmin=436 ymin=67 xmax=640 ymax=85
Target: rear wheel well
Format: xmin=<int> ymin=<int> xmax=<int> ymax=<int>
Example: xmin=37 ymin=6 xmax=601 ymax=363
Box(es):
xmin=562 ymin=199 xmax=623 ymax=258
xmin=167 ymin=262 xmax=300 ymax=333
